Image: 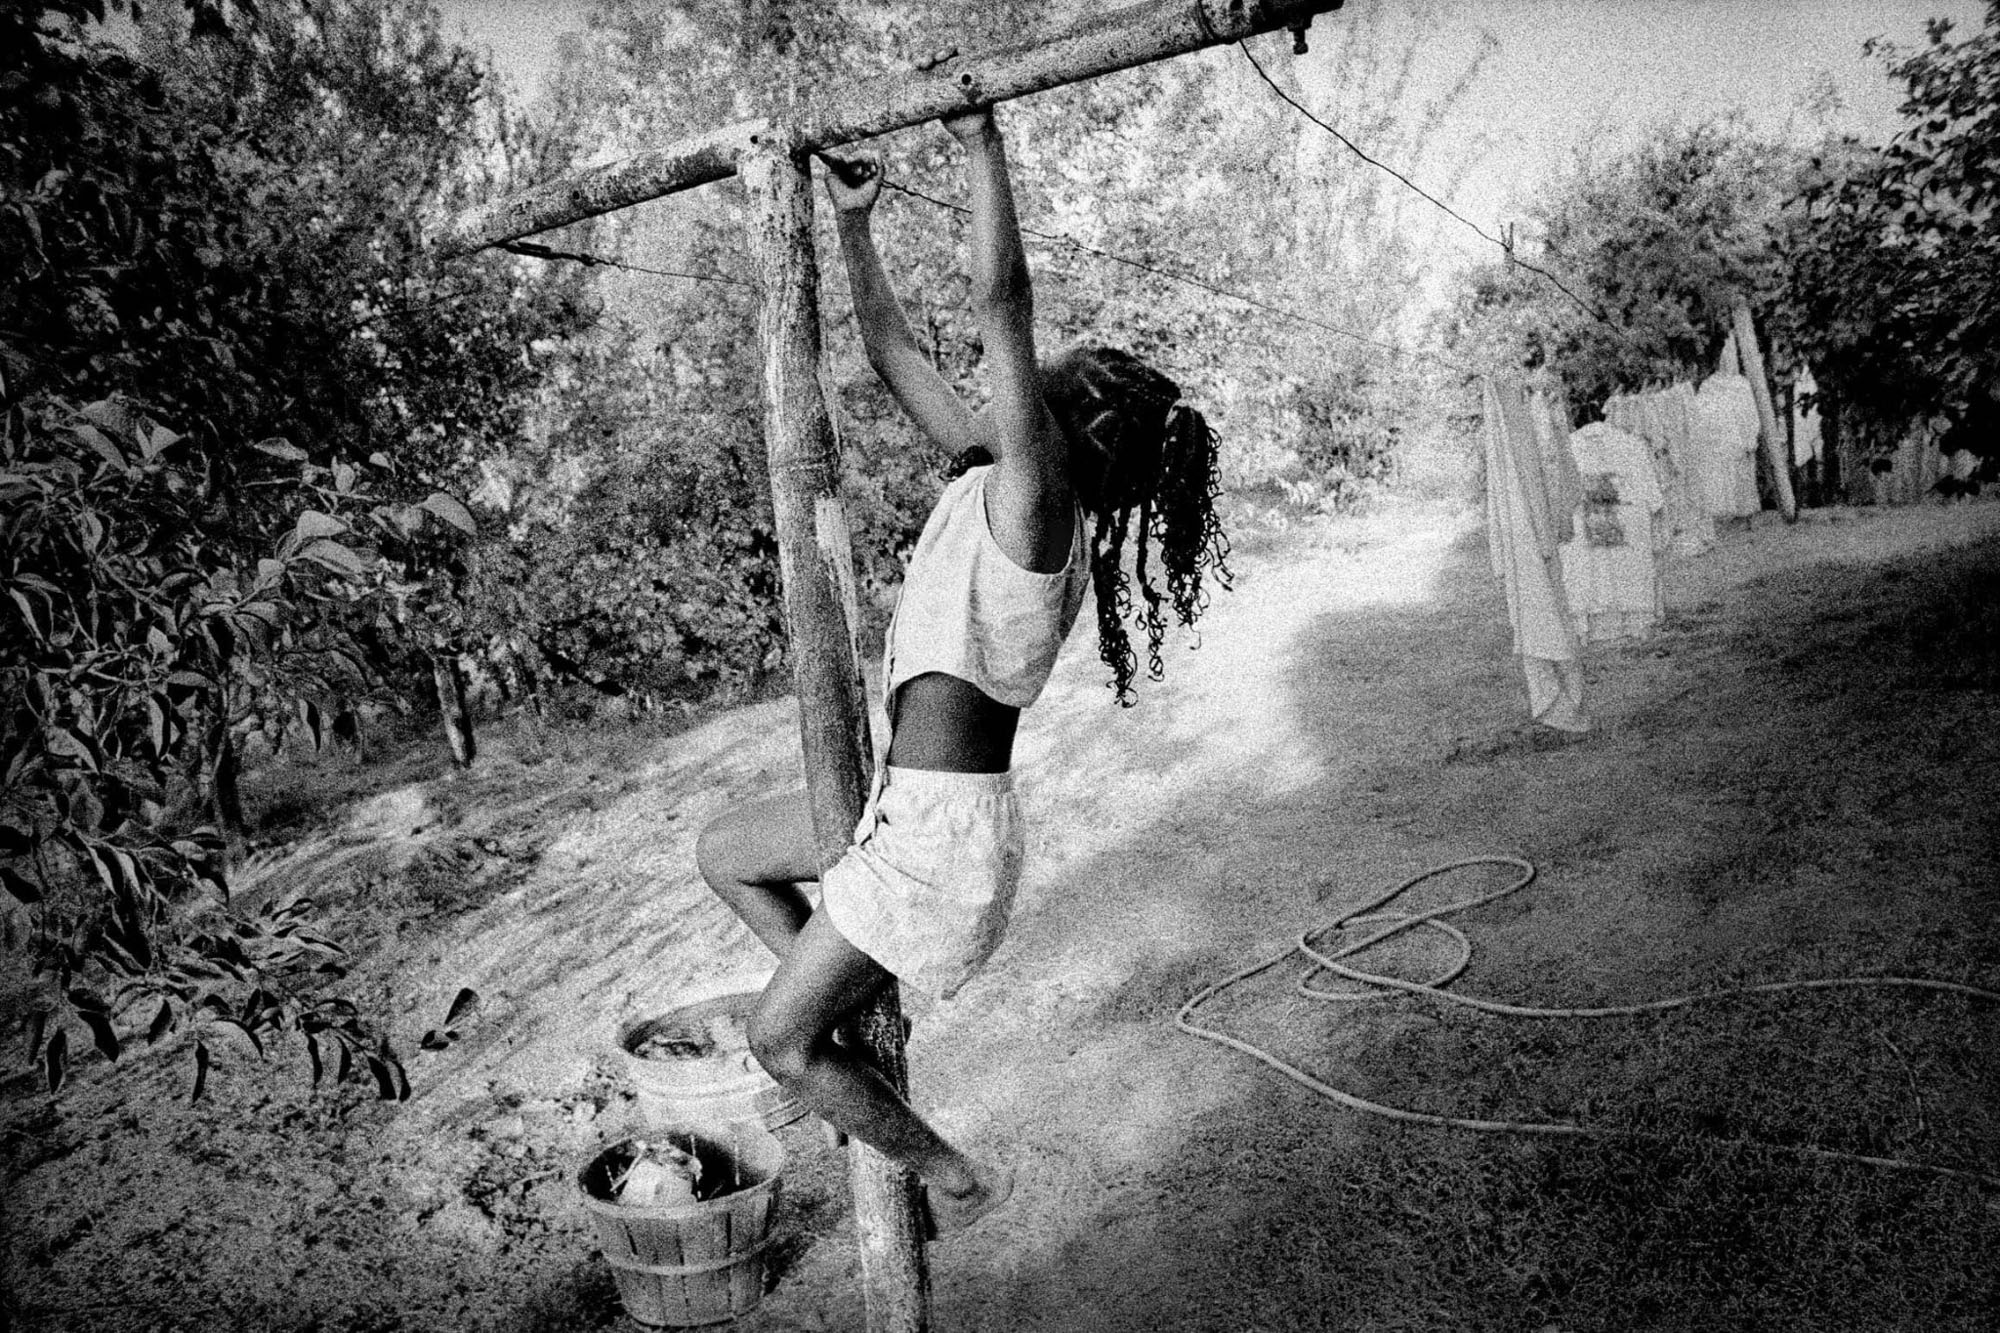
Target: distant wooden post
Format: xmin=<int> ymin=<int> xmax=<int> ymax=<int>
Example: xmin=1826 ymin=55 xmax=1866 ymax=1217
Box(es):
xmin=1731 ymin=297 xmax=1798 ymax=522
xmin=742 ymin=137 xmax=930 ymax=1333
xmin=431 ymin=650 xmax=476 ymax=768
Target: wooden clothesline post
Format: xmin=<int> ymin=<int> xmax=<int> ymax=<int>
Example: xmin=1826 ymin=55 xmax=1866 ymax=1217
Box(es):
xmin=1731 ymin=297 xmax=1799 ymax=523
xmin=743 ymin=136 xmax=935 ymax=1329
xmin=449 ymin=4 xmax=1344 ymax=1330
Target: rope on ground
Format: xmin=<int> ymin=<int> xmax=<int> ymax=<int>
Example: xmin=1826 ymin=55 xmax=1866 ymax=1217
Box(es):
xmin=1175 ymin=855 xmax=2000 ymax=1189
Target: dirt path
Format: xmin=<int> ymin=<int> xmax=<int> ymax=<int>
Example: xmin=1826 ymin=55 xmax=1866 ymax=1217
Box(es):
xmin=5 ymin=495 xmax=1998 ymax=1333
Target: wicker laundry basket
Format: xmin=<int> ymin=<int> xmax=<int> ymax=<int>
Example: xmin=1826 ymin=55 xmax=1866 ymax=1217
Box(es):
xmin=578 ymin=1124 xmax=785 ymax=1327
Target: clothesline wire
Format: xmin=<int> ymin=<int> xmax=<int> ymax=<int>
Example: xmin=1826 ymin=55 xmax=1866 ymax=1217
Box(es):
xmin=494 ymin=47 xmax=1662 ymax=371
xmin=495 ymin=181 xmax=1488 ymax=380
xmin=498 ymin=238 xmax=757 ymax=289
xmin=494 ymin=133 xmax=1526 ymax=381
xmin=1234 ymin=40 xmax=1629 ymax=344
xmin=878 ymin=177 xmax=1486 ymax=380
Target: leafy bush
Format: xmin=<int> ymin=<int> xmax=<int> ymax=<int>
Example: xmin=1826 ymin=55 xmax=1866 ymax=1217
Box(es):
xmin=1 ymin=0 xmax=584 ymax=1098
xmin=1444 ymin=118 xmax=1805 ymax=414
xmin=0 ymin=395 xmax=428 ymax=1098
xmin=1785 ymin=6 xmax=2000 ymax=451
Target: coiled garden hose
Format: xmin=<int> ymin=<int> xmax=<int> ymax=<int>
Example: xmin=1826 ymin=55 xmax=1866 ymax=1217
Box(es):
xmin=1175 ymin=856 xmax=2000 ymax=1188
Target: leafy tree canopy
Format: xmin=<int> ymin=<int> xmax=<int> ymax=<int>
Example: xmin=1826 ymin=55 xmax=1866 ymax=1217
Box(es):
xmin=1443 ymin=117 xmax=1805 ymax=415
xmin=2 ymin=0 xmax=584 ymax=1099
xmin=1449 ymin=0 xmax=2000 ymax=454
xmin=1786 ymin=2 xmax=2000 ymax=443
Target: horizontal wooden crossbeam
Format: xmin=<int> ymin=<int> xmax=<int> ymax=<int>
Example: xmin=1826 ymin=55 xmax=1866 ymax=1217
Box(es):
xmin=441 ymin=0 xmax=1343 ymax=255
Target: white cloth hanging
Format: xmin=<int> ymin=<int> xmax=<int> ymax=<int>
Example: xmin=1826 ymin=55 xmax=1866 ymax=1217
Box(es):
xmin=1527 ymin=388 xmax=1584 ymax=546
xmin=1604 ymin=383 xmax=1714 ymax=555
xmin=1559 ymin=421 xmax=1665 ymax=643
xmin=1692 ymin=373 xmax=1762 ymax=518
xmin=1482 ymin=379 xmax=1588 ymax=731
xmin=1793 ymin=366 xmax=1823 ymax=466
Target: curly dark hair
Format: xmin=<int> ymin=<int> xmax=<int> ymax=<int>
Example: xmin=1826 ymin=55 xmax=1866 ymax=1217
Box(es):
xmin=944 ymin=345 xmax=1231 ymax=704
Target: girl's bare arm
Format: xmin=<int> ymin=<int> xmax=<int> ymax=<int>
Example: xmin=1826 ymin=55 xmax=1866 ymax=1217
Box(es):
xmin=825 ymin=154 xmax=982 ymax=455
xmin=948 ymin=108 xmax=1073 ymax=573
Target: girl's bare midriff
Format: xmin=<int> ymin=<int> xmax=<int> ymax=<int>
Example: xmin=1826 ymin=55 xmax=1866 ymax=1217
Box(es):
xmin=886 ymin=672 xmax=1019 ymax=773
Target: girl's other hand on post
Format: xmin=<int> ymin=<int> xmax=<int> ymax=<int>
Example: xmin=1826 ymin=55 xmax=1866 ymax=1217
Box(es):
xmin=914 ymin=44 xmax=994 ymax=145
xmin=941 ymin=105 xmax=994 ymax=145
xmin=821 ymin=151 xmax=882 ymax=213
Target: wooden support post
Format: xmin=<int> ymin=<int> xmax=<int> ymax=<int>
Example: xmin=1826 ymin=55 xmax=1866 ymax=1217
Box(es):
xmin=431 ymin=650 xmax=477 ymax=769
xmin=442 ymin=0 xmax=1343 ymax=253
xmin=1731 ymin=297 xmax=1798 ymax=523
xmin=742 ymin=137 xmax=931 ymax=1333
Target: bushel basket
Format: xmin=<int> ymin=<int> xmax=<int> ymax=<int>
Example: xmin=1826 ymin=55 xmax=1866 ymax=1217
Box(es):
xmin=578 ymin=1124 xmax=785 ymax=1328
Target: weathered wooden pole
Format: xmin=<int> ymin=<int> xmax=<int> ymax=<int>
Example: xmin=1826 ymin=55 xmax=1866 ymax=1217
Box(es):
xmin=1731 ymin=297 xmax=1799 ymax=522
xmin=441 ymin=0 xmax=1342 ymax=254
xmin=430 ymin=650 xmax=476 ymax=768
xmin=742 ymin=136 xmax=931 ymax=1333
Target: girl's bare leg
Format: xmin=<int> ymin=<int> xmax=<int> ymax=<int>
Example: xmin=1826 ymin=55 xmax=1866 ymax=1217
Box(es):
xmin=696 ymin=788 xmax=819 ymax=958
xmin=698 ymin=789 xmax=1012 ymax=1226
xmin=750 ymin=911 xmax=1008 ymax=1222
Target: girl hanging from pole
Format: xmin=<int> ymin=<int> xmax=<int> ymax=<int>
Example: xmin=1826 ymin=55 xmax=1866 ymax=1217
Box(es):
xmin=696 ymin=100 xmax=1230 ymax=1233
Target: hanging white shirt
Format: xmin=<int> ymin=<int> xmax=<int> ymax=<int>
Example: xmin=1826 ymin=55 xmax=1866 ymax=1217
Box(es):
xmin=1559 ymin=421 xmax=1665 ymax=643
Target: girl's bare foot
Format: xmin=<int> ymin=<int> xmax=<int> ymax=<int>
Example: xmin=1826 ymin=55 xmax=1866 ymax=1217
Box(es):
xmin=928 ymin=1162 xmax=1015 ymax=1236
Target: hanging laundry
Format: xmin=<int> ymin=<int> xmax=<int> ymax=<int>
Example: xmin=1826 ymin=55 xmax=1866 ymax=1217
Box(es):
xmin=1793 ymin=366 xmax=1824 ymax=467
xmin=1692 ymin=371 xmax=1762 ymax=519
xmin=1559 ymin=421 xmax=1665 ymax=643
xmin=1482 ymin=379 xmax=1588 ymax=732
xmin=1604 ymin=382 xmax=1713 ymax=555
xmin=1527 ymin=388 xmax=1584 ymax=544
xmin=1874 ymin=415 xmax=1947 ymax=504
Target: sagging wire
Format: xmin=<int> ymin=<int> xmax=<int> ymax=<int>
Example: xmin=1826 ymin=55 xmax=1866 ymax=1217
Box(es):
xmin=879 ymin=177 xmax=1484 ymax=380
xmin=1235 ymin=40 xmax=1626 ymax=341
xmin=499 ymin=239 xmax=756 ymax=290
xmin=491 ymin=155 xmax=1488 ymax=379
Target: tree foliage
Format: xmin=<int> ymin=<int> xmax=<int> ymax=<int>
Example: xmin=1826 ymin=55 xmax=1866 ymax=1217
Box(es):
xmin=1785 ymin=3 xmax=2000 ymax=447
xmin=1449 ymin=1 xmax=2000 ymax=464
xmin=1444 ymin=118 xmax=1805 ymax=413
xmin=462 ymin=317 xmax=788 ymax=705
xmin=2 ymin=0 xmax=583 ymax=1098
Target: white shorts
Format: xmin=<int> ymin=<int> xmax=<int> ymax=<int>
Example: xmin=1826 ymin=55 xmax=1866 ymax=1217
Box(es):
xmin=819 ymin=765 xmax=1023 ymax=1001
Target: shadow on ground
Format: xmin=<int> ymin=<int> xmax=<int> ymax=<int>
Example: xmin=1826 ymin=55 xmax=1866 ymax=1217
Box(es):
xmin=7 ymin=505 xmax=1998 ymax=1333
xmin=905 ymin=515 xmax=2000 ymax=1333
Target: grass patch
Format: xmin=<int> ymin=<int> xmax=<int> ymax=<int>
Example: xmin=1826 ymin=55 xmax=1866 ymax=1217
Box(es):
xmin=1315 ymin=1123 xmax=2000 ymax=1332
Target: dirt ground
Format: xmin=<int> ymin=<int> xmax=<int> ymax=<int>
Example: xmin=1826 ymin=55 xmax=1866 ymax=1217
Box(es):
xmin=4 ymin=492 xmax=1998 ymax=1333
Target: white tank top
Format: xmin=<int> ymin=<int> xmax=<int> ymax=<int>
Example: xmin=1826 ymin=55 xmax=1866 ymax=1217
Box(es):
xmin=882 ymin=467 xmax=1090 ymax=710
